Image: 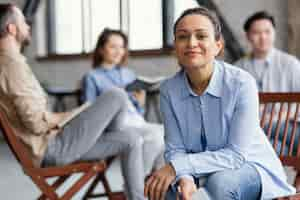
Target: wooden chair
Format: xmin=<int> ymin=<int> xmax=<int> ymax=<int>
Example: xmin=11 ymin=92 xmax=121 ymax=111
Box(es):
xmin=259 ymin=92 xmax=300 ymax=200
xmin=0 ymin=109 xmax=125 ymax=200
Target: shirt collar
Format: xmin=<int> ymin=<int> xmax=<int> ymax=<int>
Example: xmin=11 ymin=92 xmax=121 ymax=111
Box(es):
xmin=265 ymin=48 xmax=275 ymax=65
xmin=181 ymin=61 xmax=223 ymax=99
xmin=250 ymin=48 xmax=275 ymax=66
xmin=0 ymin=47 xmax=26 ymax=62
xmin=97 ymin=65 xmax=122 ymax=72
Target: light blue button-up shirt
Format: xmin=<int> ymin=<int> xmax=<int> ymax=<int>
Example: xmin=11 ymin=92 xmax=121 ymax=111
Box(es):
xmin=81 ymin=66 xmax=144 ymax=115
xmin=160 ymin=61 xmax=295 ymax=199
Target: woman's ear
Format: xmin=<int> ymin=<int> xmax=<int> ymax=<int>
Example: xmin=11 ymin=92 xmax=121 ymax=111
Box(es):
xmin=215 ymin=38 xmax=224 ymax=57
xmin=7 ymin=23 xmax=17 ymax=36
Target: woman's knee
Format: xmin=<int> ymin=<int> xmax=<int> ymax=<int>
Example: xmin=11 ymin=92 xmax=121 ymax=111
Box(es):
xmin=205 ymin=171 xmax=240 ymax=199
xmin=205 ymin=164 xmax=261 ymax=200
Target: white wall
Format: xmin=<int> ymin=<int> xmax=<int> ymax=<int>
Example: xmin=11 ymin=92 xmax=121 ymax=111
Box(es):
xmin=25 ymin=0 xmax=288 ymax=90
xmin=213 ymin=0 xmax=288 ymax=52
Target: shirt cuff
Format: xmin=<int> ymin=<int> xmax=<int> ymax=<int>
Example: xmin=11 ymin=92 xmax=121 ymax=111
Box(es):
xmin=175 ymin=174 xmax=194 ymax=184
xmin=170 ymin=155 xmax=192 ymax=176
xmin=171 ymin=174 xmax=194 ymax=188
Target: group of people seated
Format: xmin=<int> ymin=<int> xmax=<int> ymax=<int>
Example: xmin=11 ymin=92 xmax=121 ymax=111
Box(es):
xmin=0 ymin=3 xmax=299 ymax=200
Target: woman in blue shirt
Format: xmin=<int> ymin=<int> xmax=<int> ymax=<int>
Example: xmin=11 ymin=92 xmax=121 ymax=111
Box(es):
xmin=144 ymin=7 xmax=295 ymax=200
xmin=81 ymin=29 xmax=164 ymax=181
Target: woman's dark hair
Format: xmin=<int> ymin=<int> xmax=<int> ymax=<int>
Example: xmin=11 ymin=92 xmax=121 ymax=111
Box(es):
xmin=92 ymin=28 xmax=128 ymax=68
xmin=173 ymin=6 xmax=222 ymax=41
xmin=0 ymin=3 xmax=17 ymax=39
xmin=243 ymin=11 xmax=276 ymax=32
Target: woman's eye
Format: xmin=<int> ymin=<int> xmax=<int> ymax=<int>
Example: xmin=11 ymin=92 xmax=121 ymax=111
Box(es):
xmin=196 ymin=34 xmax=207 ymax=40
xmin=177 ymin=34 xmax=189 ymax=40
xmin=176 ymin=33 xmax=208 ymax=41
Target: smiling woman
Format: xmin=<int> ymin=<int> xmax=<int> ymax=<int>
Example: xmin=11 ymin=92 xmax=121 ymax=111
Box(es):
xmin=144 ymin=6 xmax=295 ymax=200
xmin=173 ymin=11 xmax=223 ymax=95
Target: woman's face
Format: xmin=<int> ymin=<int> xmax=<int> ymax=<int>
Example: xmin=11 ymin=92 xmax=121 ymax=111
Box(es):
xmin=174 ymin=14 xmax=222 ymax=71
xmin=100 ymin=34 xmax=126 ymax=65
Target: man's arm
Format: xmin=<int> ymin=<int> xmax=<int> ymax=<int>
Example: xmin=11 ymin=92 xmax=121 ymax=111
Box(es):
xmin=4 ymin=60 xmax=67 ymax=135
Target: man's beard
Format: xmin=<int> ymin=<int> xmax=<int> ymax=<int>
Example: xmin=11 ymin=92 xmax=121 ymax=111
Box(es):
xmin=19 ymin=36 xmax=31 ymax=49
xmin=16 ymin=29 xmax=31 ymax=50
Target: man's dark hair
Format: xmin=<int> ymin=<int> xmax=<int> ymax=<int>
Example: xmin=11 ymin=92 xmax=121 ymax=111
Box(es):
xmin=0 ymin=3 xmax=17 ymax=39
xmin=243 ymin=11 xmax=276 ymax=32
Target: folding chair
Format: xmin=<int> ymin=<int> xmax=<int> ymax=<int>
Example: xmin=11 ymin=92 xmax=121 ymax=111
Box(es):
xmin=0 ymin=109 xmax=125 ymax=200
xmin=259 ymin=92 xmax=300 ymax=200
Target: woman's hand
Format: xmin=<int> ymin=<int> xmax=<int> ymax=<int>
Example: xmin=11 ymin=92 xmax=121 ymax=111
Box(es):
xmin=132 ymin=89 xmax=146 ymax=107
xmin=177 ymin=177 xmax=197 ymax=200
xmin=144 ymin=163 xmax=176 ymax=200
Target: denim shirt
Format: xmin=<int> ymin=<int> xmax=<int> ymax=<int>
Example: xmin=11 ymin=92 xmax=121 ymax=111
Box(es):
xmin=81 ymin=66 xmax=144 ymax=115
xmin=160 ymin=61 xmax=295 ymax=199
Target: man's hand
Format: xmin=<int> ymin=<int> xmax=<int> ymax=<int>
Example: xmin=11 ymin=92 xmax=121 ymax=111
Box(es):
xmin=132 ymin=89 xmax=146 ymax=107
xmin=177 ymin=177 xmax=197 ymax=200
xmin=144 ymin=163 xmax=176 ymax=200
xmin=47 ymin=111 xmax=71 ymax=133
xmin=54 ymin=112 xmax=71 ymax=125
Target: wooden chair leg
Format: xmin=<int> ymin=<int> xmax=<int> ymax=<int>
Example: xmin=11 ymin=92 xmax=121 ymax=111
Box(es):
xmin=31 ymin=175 xmax=59 ymax=200
xmin=98 ymin=173 xmax=127 ymax=200
xmin=37 ymin=176 xmax=70 ymax=200
xmin=83 ymin=172 xmax=126 ymax=200
xmin=101 ymin=174 xmax=113 ymax=197
xmin=34 ymin=170 xmax=96 ymax=200
xmin=294 ymin=173 xmax=300 ymax=192
xmin=82 ymin=173 xmax=108 ymax=199
xmin=60 ymin=169 xmax=97 ymax=200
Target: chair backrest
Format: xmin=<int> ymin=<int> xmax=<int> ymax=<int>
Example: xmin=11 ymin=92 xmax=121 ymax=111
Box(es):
xmin=259 ymin=92 xmax=300 ymax=171
xmin=0 ymin=108 xmax=35 ymax=169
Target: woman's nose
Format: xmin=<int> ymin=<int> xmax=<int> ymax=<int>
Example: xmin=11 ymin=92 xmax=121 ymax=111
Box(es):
xmin=187 ymin=34 xmax=198 ymax=48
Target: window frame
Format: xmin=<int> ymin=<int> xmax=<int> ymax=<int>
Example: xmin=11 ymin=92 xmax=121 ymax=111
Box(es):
xmin=37 ymin=0 xmax=194 ymax=59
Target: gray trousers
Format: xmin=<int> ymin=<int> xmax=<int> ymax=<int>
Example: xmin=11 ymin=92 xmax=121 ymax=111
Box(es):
xmin=43 ymin=89 xmax=146 ymax=200
xmin=125 ymin=122 xmax=165 ymax=176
